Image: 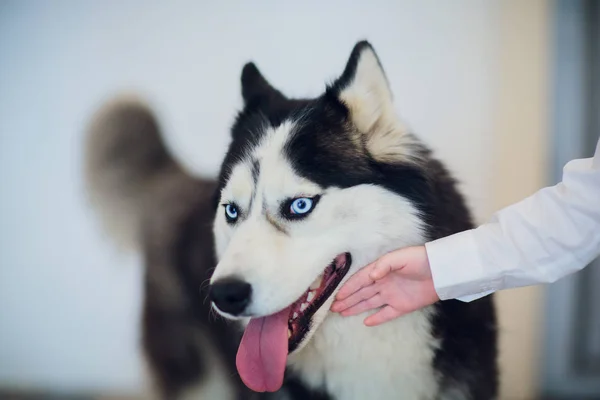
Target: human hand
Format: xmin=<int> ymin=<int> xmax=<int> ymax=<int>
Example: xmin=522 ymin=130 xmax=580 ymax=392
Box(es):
xmin=330 ymin=245 xmax=439 ymax=326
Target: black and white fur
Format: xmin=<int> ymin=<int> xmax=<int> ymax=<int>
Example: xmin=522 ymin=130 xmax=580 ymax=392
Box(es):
xmin=85 ymin=41 xmax=498 ymax=400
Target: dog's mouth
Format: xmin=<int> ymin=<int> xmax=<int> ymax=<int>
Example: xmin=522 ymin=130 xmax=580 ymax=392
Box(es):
xmin=287 ymin=252 xmax=352 ymax=352
xmin=235 ymin=252 xmax=352 ymax=393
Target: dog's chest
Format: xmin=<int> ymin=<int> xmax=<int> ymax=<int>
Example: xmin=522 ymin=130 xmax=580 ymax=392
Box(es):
xmin=287 ymin=310 xmax=439 ymax=400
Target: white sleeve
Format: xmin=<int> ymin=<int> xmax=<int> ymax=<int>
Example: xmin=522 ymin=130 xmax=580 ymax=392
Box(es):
xmin=425 ymin=137 xmax=600 ymax=302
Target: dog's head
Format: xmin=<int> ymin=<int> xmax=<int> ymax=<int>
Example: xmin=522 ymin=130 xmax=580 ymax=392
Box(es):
xmin=209 ymin=41 xmax=431 ymax=391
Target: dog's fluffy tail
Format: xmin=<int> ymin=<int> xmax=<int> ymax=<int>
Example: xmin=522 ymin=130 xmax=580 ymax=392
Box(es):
xmin=84 ymin=96 xmax=188 ymax=250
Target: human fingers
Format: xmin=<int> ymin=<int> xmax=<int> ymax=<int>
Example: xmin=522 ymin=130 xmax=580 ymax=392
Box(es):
xmin=331 ymin=283 xmax=380 ymax=312
xmin=339 ymin=294 xmax=385 ymax=317
xmin=369 ymin=248 xmax=413 ymax=280
xmin=363 ymin=305 xmax=404 ymax=327
xmin=335 ymin=262 xmax=376 ymax=301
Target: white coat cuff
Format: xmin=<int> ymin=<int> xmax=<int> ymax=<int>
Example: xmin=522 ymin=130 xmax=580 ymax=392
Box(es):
xmin=425 ymin=230 xmax=500 ymax=301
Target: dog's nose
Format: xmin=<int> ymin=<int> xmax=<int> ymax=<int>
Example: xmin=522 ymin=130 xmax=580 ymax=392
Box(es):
xmin=210 ymin=277 xmax=252 ymax=316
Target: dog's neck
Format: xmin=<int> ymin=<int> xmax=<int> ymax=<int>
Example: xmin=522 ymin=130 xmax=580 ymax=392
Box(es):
xmin=286 ymin=309 xmax=439 ymax=400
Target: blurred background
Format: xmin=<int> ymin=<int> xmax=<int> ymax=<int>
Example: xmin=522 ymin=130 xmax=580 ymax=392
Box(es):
xmin=0 ymin=1 xmax=598 ymax=399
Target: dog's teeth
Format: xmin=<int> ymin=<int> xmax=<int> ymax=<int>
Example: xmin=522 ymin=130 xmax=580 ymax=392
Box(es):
xmin=288 ymin=329 xmax=292 ymax=339
xmin=300 ymin=303 xmax=308 ymax=312
xmin=307 ymin=292 xmax=315 ymax=302
xmin=293 ymin=312 xmax=298 ymax=319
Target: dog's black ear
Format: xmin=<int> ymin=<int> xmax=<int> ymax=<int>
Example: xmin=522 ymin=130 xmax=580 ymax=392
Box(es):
xmin=328 ymin=41 xmax=416 ymax=163
xmin=241 ymin=62 xmax=287 ymax=109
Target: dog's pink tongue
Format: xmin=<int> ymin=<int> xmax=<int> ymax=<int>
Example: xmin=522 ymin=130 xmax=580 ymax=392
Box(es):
xmin=236 ymin=307 xmax=290 ymax=392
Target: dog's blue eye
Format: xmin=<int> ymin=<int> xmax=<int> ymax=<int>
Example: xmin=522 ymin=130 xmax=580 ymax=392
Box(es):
xmin=281 ymin=195 xmax=320 ymax=220
xmin=290 ymin=198 xmax=313 ymax=215
xmin=224 ymin=204 xmax=239 ymax=222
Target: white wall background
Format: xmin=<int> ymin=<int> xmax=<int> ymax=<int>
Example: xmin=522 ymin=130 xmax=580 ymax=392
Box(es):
xmin=0 ymin=1 xmax=546 ymax=397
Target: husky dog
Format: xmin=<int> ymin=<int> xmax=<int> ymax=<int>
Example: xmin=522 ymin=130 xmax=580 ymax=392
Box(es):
xmin=85 ymin=41 xmax=498 ymax=400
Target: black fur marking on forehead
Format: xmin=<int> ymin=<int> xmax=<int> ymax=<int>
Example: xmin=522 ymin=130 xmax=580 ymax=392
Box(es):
xmin=246 ymin=159 xmax=261 ymax=214
xmin=251 ymin=158 xmax=260 ymax=185
xmin=216 ymin=103 xmax=314 ymax=208
xmin=283 ymin=98 xmax=434 ymax=224
xmin=215 ymin=60 xmax=327 ymax=206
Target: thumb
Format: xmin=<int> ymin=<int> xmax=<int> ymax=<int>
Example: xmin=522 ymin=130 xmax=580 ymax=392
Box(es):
xmin=369 ymin=248 xmax=411 ymax=280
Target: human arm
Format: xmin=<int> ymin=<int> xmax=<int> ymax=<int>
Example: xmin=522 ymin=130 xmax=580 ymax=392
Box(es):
xmin=429 ymin=137 xmax=600 ymax=301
